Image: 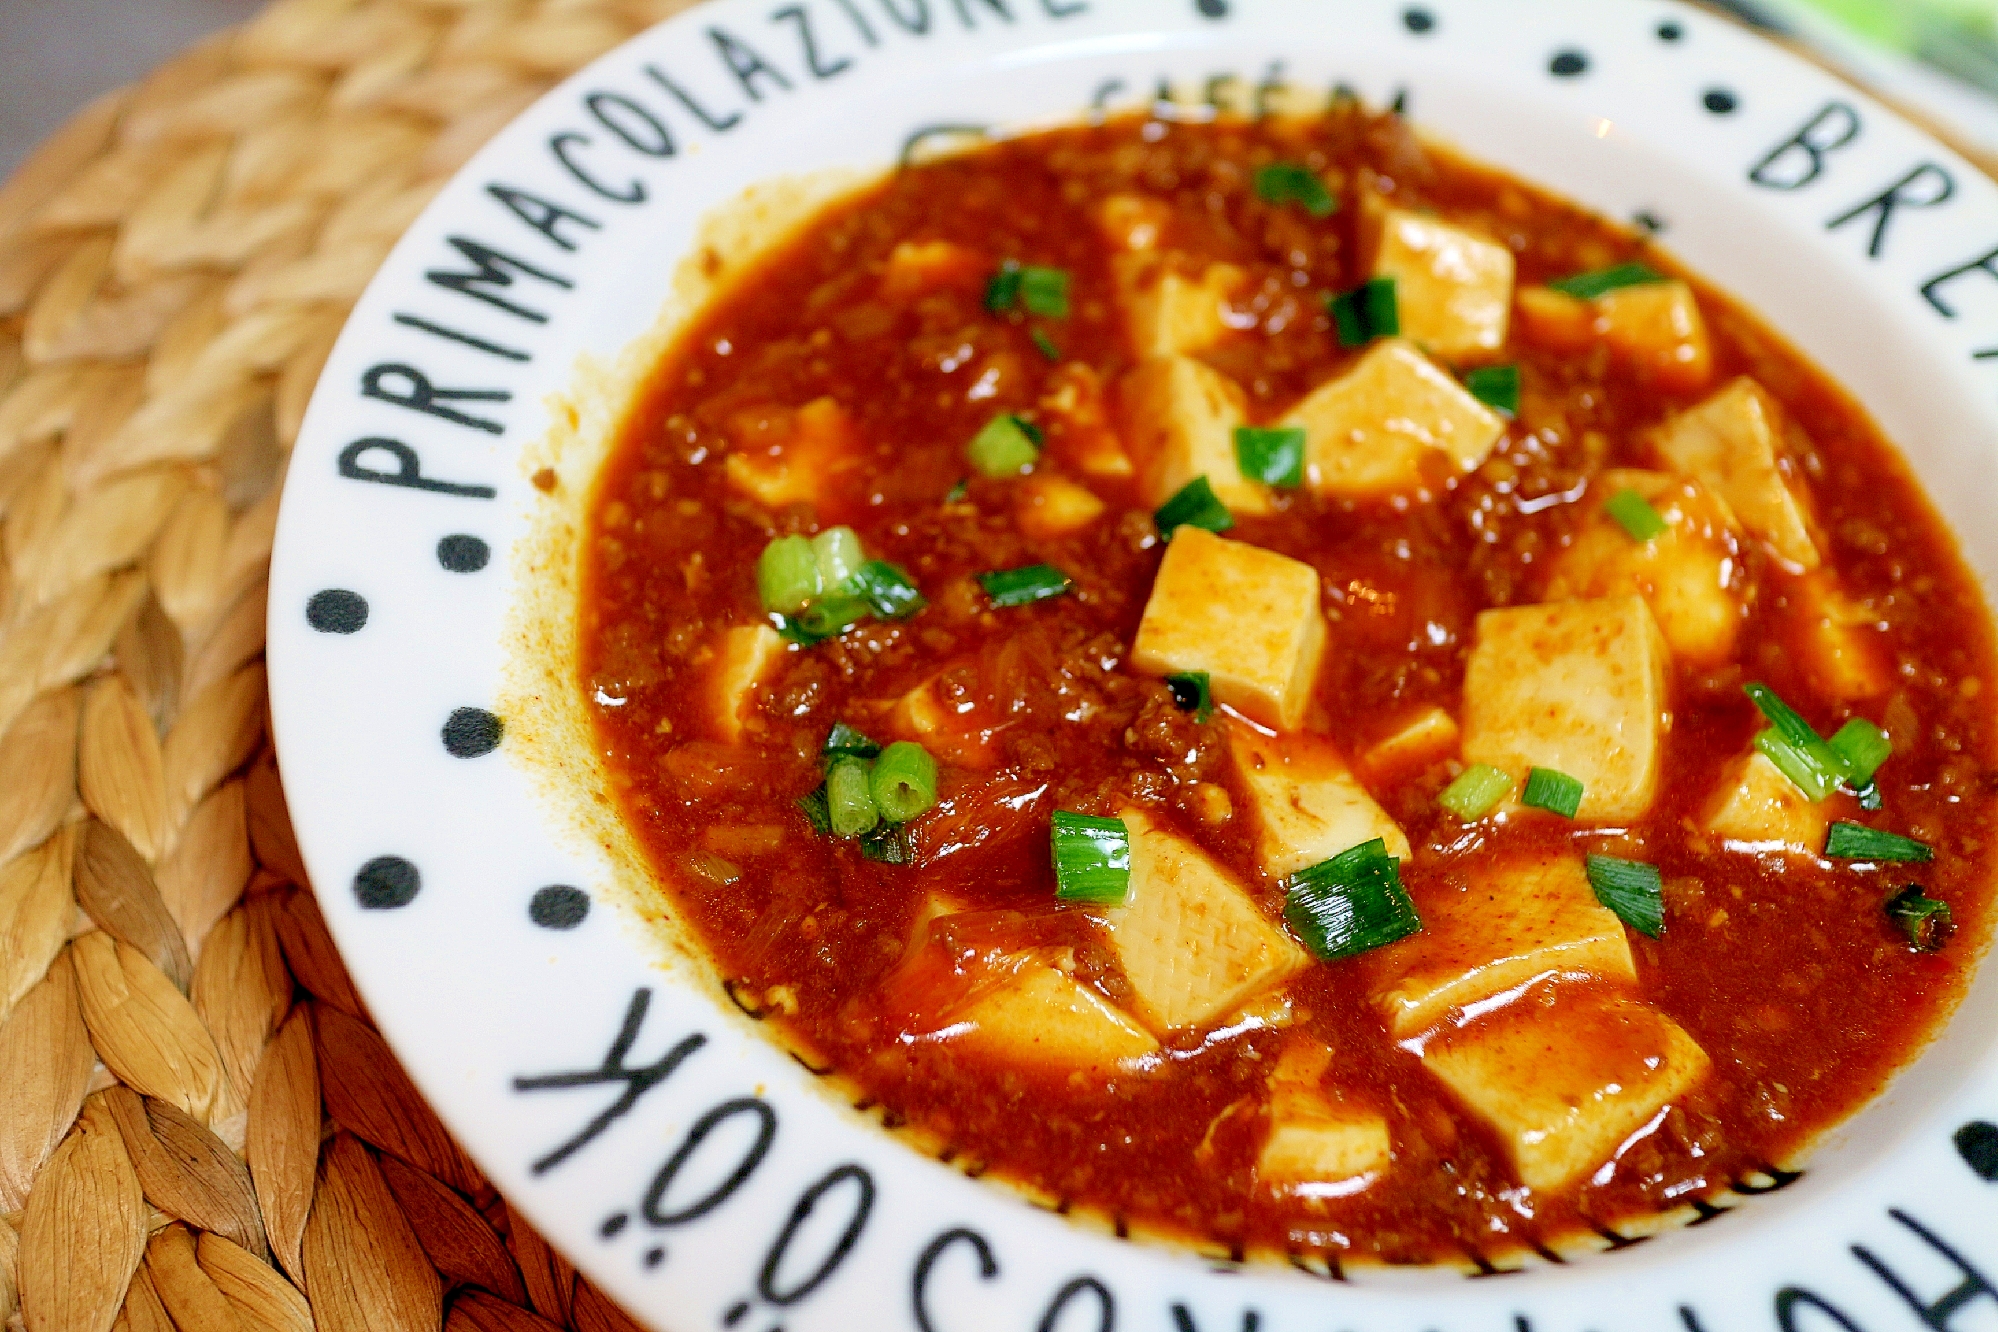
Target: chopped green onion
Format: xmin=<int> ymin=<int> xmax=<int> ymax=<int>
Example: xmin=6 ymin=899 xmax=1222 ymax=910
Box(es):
xmin=791 ymin=594 xmax=871 ymax=642
xmin=1328 ymin=277 xmax=1399 ymax=348
xmin=1826 ymin=822 xmax=1933 ymax=863
xmin=1604 ymin=488 xmax=1670 ymax=543
xmin=756 ymin=535 xmax=823 ymax=615
xmin=871 ymin=741 xmax=939 ymax=823
xmin=1031 ymin=328 xmax=1062 ymax=362
xmin=858 ymin=823 xmax=914 ymax=864
xmin=1438 ymin=764 xmax=1512 ymax=821
xmin=812 ymin=526 xmax=866 ymax=590
xmin=967 ymin=414 xmax=1041 ymax=477
xmin=1253 ymin=161 xmax=1337 ymax=218
xmin=797 ymin=786 xmax=832 ymax=835
xmin=826 ymin=756 xmax=880 ymax=838
xmin=1548 ymin=262 xmax=1664 ymax=300
xmin=944 ymin=477 xmax=969 ymax=503
xmin=1233 ymin=425 xmax=1306 ymax=489
xmin=1745 ymin=683 xmax=1847 ymax=800
xmin=1051 ymin=811 xmax=1131 ymax=905
xmin=1830 ymin=719 xmax=1893 ymax=787
xmin=1521 ymin=767 xmax=1584 ymax=819
xmin=822 ymin=722 xmax=882 ymax=763
xmin=979 ymin=564 xmax=1073 ymax=607
xmin=1154 ymin=476 xmax=1234 ymax=536
xmin=1586 ymin=854 xmax=1665 ymax=938
xmin=1283 ymin=838 xmax=1421 ymax=962
xmin=1463 ymin=365 xmax=1520 ymax=417
xmin=850 ymin=561 xmax=926 ymax=620
xmin=1886 ymin=885 xmax=1954 ymax=951
xmin=984 ymin=265 xmax=1022 ymax=314
xmin=1164 ymin=671 xmax=1213 ymax=723
xmin=1856 ymin=781 xmax=1884 ymax=811
xmin=1020 ymin=267 xmax=1070 ymax=318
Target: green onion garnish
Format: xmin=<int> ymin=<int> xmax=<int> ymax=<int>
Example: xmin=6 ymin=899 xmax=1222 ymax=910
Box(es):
xmin=1463 ymin=365 xmax=1520 ymax=417
xmin=1031 ymin=328 xmax=1062 ymax=362
xmin=822 ymin=722 xmax=882 ymax=763
xmin=984 ymin=264 xmax=1021 ymax=314
xmin=1886 ymin=885 xmax=1954 ymax=951
xmin=757 ymin=535 xmax=823 ymax=615
xmin=944 ymin=477 xmax=969 ymax=503
xmin=797 ymin=786 xmax=832 ymax=835
xmin=1328 ymin=277 xmax=1399 ymax=348
xmin=1604 ymin=488 xmax=1670 ymax=543
xmin=1154 ymin=476 xmax=1234 ymax=537
xmin=979 ymin=564 xmax=1073 ymax=607
xmin=849 ymin=561 xmax=926 ymax=620
xmin=1051 ymin=811 xmax=1131 ymax=905
xmin=790 ymin=594 xmax=871 ymax=642
xmin=1282 ymin=838 xmax=1421 ymax=962
xmin=812 ymin=526 xmax=866 ymax=590
xmin=1585 ymin=854 xmax=1665 ymax=938
xmin=1548 ymin=262 xmax=1664 ymax=300
xmin=1233 ymin=425 xmax=1306 ymax=489
xmin=1830 ymin=719 xmax=1892 ymax=787
xmin=1826 ymin=822 xmax=1933 ymax=863
xmin=1164 ymin=671 xmax=1213 ymax=723
xmin=967 ymin=414 xmax=1042 ymax=478
xmin=1253 ymin=162 xmax=1337 ymax=218
xmin=858 ymin=823 xmax=914 ymax=864
xmin=1521 ymin=767 xmax=1584 ymax=819
xmin=826 ymin=756 xmax=880 ymax=837
xmin=870 ymin=741 xmax=939 ymax=823
xmin=1856 ymin=781 xmax=1884 ymax=812
xmin=1438 ymin=764 xmax=1512 ymax=821
xmin=1745 ymin=683 xmax=1847 ymax=802
xmin=1020 ymin=267 xmax=1070 ymax=318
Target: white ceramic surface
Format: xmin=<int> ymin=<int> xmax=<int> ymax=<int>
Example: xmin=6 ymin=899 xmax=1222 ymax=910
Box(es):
xmin=267 ymin=2 xmax=1998 ymax=1328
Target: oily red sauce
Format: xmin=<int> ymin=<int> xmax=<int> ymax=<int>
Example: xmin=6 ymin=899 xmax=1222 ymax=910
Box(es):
xmin=577 ymin=108 xmax=1998 ymax=1265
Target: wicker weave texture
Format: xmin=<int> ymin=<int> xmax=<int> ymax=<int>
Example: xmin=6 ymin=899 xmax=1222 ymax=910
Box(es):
xmin=0 ymin=1 xmax=701 ymax=1328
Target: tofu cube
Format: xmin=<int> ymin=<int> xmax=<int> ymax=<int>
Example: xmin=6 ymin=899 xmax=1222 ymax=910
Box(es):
xmin=1115 ymin=256 xmax=1246 ymax=358
xmin=1368 ymin=208 xmax=1515 ymax=360
xmin=887 ymin=673 xmax=1000 ymax=769
xmin=952 ymin=955 xmax=1159 ymax=1072
xmin=1542 ymin=469 xmax=1746 ymax=666
xmin=1131 ymin=527 xmax=1327 ymax=732
xmin=1789 ymin=571 xmax=1891 ymax=700
xmin=1361 ymin=706 xmax=1460 ymax=778
xmin=1421 ymin=993 xmax=1711 ymax=1191
xmin=724 ymin=397 xmax=862 ymax=510
xmin=1015 ymin=475 xmax=1106 ymax=541
xmin=709 ymin=626 xmax=788 ymax=742
xmin=1282 ymin=340 xmax=1506 ymax=499
xmin=1703 ymin=750 xmax=1831 ymax=855
xmin=1460 ymin=596 xmax=1669 ymax=822
xmin=879 ymin=240 xmax=984 ymax=299
xmin=1097 ymin=194 xmax=1173 ymax=252
xmin=1227 ymin=720 xmax=1410 ymax=879
xmin=1595 ymin=280 xmax=1714 ymax=394
xmin=1101 ymin=808 xmax=1308 ymax=1033
xmin=1121 ymin=354 xmax=1268 ymax=514
xmin=1366 ymin=849 xmax=1636 ymax=1038
xmin=1649 ymin=377 xmax=1819 ymax=570
xmin=1257 ymin=1040 xmax=1390 ymax=1198
xmin=1514 ymin=285 xmax=1595 ymax=353
xmin=1040 ymin=364 xmax=1133 ymax=479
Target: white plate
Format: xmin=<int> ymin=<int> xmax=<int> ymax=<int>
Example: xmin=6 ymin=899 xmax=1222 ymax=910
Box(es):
xmin=267 ymin=2 xmax=1998 ymax=1328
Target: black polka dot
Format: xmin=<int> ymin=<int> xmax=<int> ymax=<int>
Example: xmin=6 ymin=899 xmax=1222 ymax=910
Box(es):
xmin=354 ymin=856 xmax=420 ymax=910
xmin=530 ymin=885 xmax=590 ymax=930
xmin=1657 ymin=20 xmax=1684 ymax=42
xmin=1704 ymin=87 xmax=1740 ymax=114
xmin=306 ymin=589 xmax=368 ymax=634
xmin=601 ymin=1212 xmax=629 ymax=1238
xmin=1956 ymin=1121 xmax=1998 ymax=1180
xmin=1402 ymin=7 xmax=1435 ymax=33
xmin=1194 ymin=0 xmax=1226 ymax=16
xmin=442 ymin=707 xmax=504 ymax=758
xmin=645 ymin=1246 xmax=667 ymax=1270
xmin=1633 ymin=210 xmax=1668 ymax=234
xmin=437 ymin=534 xmax=490 ymax=573
xmin=1549 ymin=49 xmax=1589 ymax=77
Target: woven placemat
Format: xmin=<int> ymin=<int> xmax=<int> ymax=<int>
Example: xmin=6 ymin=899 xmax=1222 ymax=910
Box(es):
xmin=0 ymin=1 xmax=698 ymax=1328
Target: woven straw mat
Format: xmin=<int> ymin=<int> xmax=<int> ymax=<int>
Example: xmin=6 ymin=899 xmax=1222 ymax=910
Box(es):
xmin=0 ymin=0 xmax=706 ymax=1328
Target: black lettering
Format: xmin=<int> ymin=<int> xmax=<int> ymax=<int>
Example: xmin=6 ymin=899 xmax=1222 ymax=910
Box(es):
xmin=1854 ymin=1209 xmax=1998 ymax=1332
xmin=1681 ymin=1306 xmax=1712 ymax=1332
xmin=360 ymin=363 xmax=509 ymax=435
xmin=550 ymin=132 xmax=645 ymax=205
xmin=486 ymin=184 xmax=601 ymax=253
xmin=641 ymin=1097 xmax=776 ymax=1226
xmin=645 ymin=63 xmax=745 ymax=131
xmin=1923 ymin=244 xmax=1998 ymax=316
xmin=912 ymin=1228 xmax=999 ymax=1332
xmin=774 ymin=5 xmax=854 ymax=79
xmin=878 ymin=0 xmax=930 ymax=31
xmin=1254 ymin=61 xmax=1285 ymax=117
xmin=391 ymin=312 xmax=532 ymax=362
xmin=1090 ymin=78 xmax=1127 ymax=112
xmin=337 ymin=438 xmax=497 ymax=499
xmin=1038 ymin=1276 xmax=1113 ymax=1332
xmin=1827 ymin=162 xmax=1955 ymax=258
xmin=950 ymin=0 xmax=1013 ymax=27
xmin=1038 ymin=0 xmax=1086 ymax=14
xmin=426 ymin=236 xmax=573 ymax=324
xmin=1171 ymin=1305 xmax=1259 ymax=1332
xmin=758 ymin=1164 xmax=876 ymax=1306
xmin=1775 ymin=1288 xmax=1867 ymax=1332
xmin=1750 ymin=101 xmax=1862 ymax=190
xmin=710 ymin=26 xmax=794 ymax=101
xmin=830 ymin=0 xmax=879 ymax=44
xmin=512 ymin=989 xmax=707 ymax=1173
xmin=587 ymin=90 xmax=677 ymax=157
